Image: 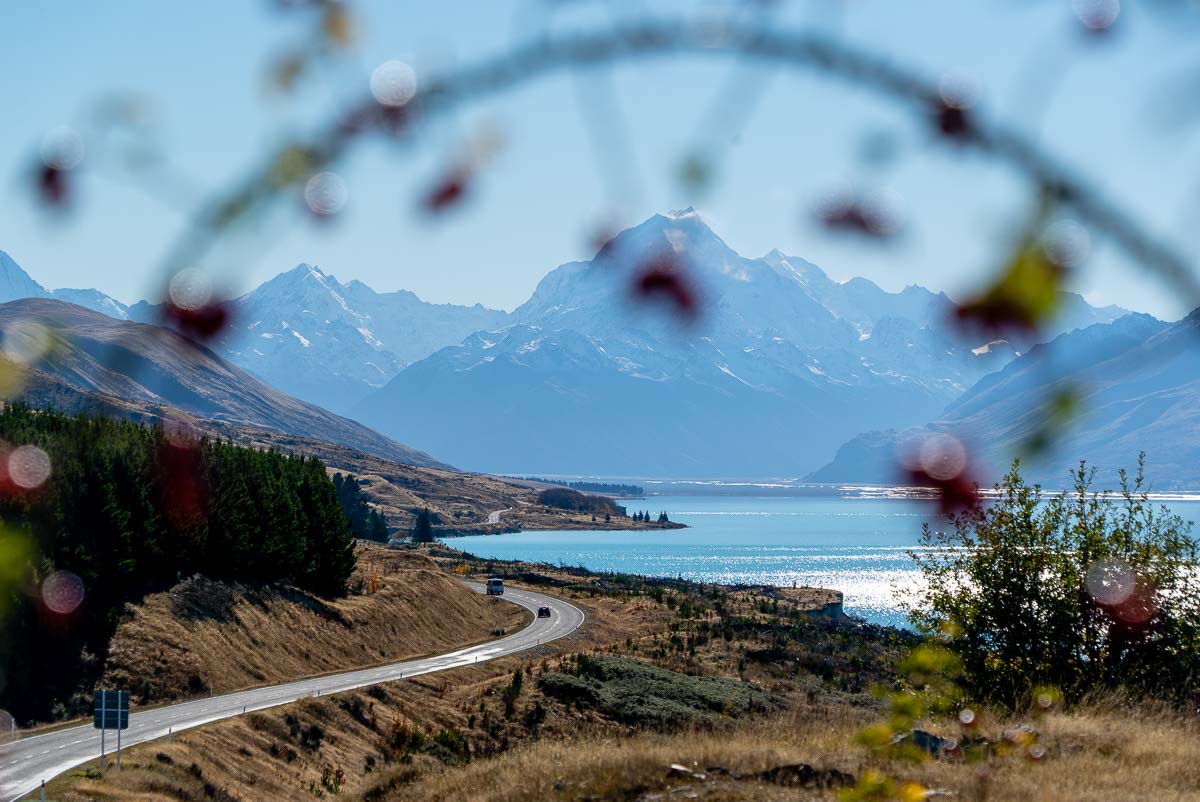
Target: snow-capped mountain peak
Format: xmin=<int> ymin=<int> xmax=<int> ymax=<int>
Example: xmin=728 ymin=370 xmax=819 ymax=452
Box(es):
xmin=0 ymin=251 xmax=51 ymax=301
xmin=352 ymin=212 xmax=1130 ymax=476
xmin=213 ymin=263 xmax=509 ymax=412
xmin=0 ymin=251 xmax=130 ymax=319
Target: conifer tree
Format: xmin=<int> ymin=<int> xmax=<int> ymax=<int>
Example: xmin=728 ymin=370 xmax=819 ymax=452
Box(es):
xmin=411 ymin=507 xmax=435 ymax=543
xmin=331 ymin=471 xmax=389 ymax=541
xmin=0 ymin=404 xmax=360 ymax=722
xmin=368 ymin=510 xmax=390 ymax=542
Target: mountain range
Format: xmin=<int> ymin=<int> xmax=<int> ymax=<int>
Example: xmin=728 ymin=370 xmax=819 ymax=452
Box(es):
xmin=0 ymin=251 xmax=134 ymax=320
xmin=0 ymin=298 xmax=447 ymax=469
xmin=811 ymin=310 xmax=1200 ymax=488
xmin=0 ymin=250 xmax=509 ymax=415
xmin=141 ymin=265 xmax=509 ymax=413
xmin=1 ymin=212 xmax=1152 ymax=480
xmin=351 ymin=209 xmax=1127 ymax=476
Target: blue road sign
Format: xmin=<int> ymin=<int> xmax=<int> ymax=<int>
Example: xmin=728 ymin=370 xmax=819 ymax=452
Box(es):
xmin=93 ymin=690 xmax=129 ymax=730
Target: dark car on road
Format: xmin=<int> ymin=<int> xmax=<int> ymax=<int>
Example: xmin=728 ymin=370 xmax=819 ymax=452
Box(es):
xmin=537 ymin=606 xmax=552 ymax=618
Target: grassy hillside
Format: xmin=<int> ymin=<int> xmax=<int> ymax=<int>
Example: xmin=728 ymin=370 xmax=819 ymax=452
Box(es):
xmin=30 ymin=546 xmax=1200 ymax=802
xmin=0 ymin=405 xmax=359 ymax=722
xmin=384 ymin=707 xmax=1200 ymax=802
xmin=0 ymin=298 xmax=448 ymax=468
xmin=100 ymin=548 xmax=525 ymax=705
xmin=216 ymin=427 xmax=683 ymax=534
xmin=6 ymin=362 xmax=678 ymax=534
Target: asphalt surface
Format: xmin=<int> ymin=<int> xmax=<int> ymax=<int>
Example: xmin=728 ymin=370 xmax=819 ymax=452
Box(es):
xmin=0 ymin=582 xmax=584 ymax=801
xmin=486 ymin=507 xmax=513 ymax=524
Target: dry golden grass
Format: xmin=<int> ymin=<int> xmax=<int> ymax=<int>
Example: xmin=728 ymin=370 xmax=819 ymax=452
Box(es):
xmin=29 ymin=548 xmax=1199 ymax=802
xmin=32 ymin=648 xmax=566 ymax=802
xmin=100 ymin=547 xmax=526 ymax=704
xmin=389 ymin=704 xmax=1200 ymax=802
xmin=26 ymin=566 xmax=778 ymax=801
xmin=192 ymin=423 xmax=672 ymax=534
xmin=33 ymin=686 xmax=1200 ymax=802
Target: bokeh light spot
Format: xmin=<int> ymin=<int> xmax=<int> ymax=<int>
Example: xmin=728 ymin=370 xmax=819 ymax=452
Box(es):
xmin=168 ymin=270 xmax=214 ymax=312
xmin=918 ymin=434 xmax=967 ymax=481
xmin=370 ymin=60 xmax=417 ymax=107
xmin=1072 ymin=0 xmax=1120 ymax=31
xmin=39 ymin=126 xmax=85 ymax=171
xmin=42 ymin=570 xmax=85 ymax=615
xmin=1042 ymin=219 xmax=1091 ymax=268
xmin=2 ymin=319 xmax=53 ymax=366
xmin=938 ymin=70 xmax=978 ymax=110
xmin=1085 ymin=558 xmax=1135 ymax=606
xmin=304 ymin=171 xmax=348 ymax=216
xmin=9 ymin=445 xmax=51 ymax=489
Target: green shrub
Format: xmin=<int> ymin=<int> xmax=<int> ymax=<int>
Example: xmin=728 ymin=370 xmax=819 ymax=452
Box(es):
xmin=535 ymin=487 xmax=623 ymax=516
xmin=909 ymin=458 xmax=1200 ymax=706
xmin=538 ymin=655 xmax=781 ymax=729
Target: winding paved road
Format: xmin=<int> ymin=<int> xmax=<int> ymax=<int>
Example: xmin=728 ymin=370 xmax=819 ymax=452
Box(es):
xmin=486 ymin=507 xmax=513 ymax=525
xmin=0 ymin=582 xmax=584 ymax=802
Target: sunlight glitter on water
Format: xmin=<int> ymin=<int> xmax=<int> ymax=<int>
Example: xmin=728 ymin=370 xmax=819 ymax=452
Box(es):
xmin=454 ymin=493 xmax=1200 ymax=630
xmin=455 ymin=494 xmax=937 ymax=628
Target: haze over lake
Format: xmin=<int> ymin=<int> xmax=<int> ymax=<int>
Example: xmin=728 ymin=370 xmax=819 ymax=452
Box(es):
xmin=455 ymin=488 xmax=1200 ymax=628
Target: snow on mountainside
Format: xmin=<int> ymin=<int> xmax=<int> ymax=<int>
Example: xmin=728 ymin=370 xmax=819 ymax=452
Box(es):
xmin=809 ymin=312 xmax=1192 ymax=487
xmin=0 ymin=252 xmax=506 ymax=414
xmin=197 ymin=264 xmax=509 ymax=413
xmin=0 ymin=223 xmax=1131 ymax=479
xmin=352 ymin=209 xmax=1127 ymax=476
xmin=0 ymin=298 xmax=448 ymax=468
xmin=0 ymin=252 xmax=50 ymax=300
xmin=0 ymin=250 xmax=130 ymax=319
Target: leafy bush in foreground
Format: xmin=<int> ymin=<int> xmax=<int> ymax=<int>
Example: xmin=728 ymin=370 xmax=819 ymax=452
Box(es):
xmin=909 ymin=458 xmax=1200 ymax=706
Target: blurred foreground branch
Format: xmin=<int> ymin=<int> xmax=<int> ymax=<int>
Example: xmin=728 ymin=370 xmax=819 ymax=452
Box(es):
xmin=163 ymin=17 xmax=1200 ymax=304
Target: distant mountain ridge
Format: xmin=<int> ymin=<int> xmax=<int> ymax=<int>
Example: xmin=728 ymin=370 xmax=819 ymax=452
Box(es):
xmin=0 ymin=250 xmax=509 ymax=415
xmin=128 ymin=264 xmax=509 ymax=413
xmin=0 ymin=250 xmax=132 ymax=319
xmin=351 ymin=209 xmax=1129 ymax=476
xmin=1 ymin=223 xmax=1132 ymax=479
xmin=0 ymin=298 xmax=448 ymax=469
xmin=810 ymin=311 xmax=1200 ymax=488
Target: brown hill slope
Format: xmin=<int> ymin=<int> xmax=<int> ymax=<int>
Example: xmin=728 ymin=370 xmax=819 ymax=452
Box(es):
xmin=35 ymin=557 xmax=1195 ymax=802
xmin=0 ymin=298 xmax=447 ymax=468
xmin=221 ymin=428 xmax=680 ymax=533
xmin=99 ymin=547 xmax=525 ymax=705
xmin=3 ymin=340 xmax=669 ymax=533
xmin=0 ymin=298 xmax=676 ymax=532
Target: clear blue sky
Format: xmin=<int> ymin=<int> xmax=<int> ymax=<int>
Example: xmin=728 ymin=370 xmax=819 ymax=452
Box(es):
xmin=3 ymin=1 xmax=1199 ymax=319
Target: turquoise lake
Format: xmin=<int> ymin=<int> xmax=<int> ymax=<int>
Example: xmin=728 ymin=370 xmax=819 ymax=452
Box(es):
xmin=452 ymin=493 xmax=1200 ymax=629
